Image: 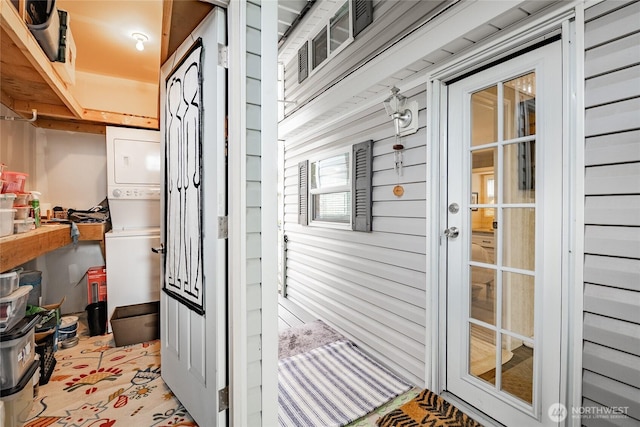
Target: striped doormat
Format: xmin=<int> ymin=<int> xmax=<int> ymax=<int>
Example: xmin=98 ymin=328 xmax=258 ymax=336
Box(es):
xmin=278 ymin=339 xmax=411 ymax=427
xmin=376 ymin=389 xmax=482 ymax=427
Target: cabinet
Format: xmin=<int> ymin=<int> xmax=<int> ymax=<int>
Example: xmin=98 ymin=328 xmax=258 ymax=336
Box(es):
xmin=472 ymin=230 xmax=495 ymax=264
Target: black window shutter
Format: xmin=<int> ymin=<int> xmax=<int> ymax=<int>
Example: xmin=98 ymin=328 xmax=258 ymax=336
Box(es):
xmin=352 ymin=0 xmax=373 ymax=38
xmin=352 ymin=140 xmax=373 ymax=232
xmin=298 ymin=160 xmax=309 ymax=225
xmin=298 ymin=42 xmax=309 ymax=83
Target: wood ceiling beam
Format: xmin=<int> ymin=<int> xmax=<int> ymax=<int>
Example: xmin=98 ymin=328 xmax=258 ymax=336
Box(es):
xmin=34 ymin=118 xmax=106 ymax=135
xmin=81 ymin=109 xmax=159 ymax=130
xmin=161 ymin=0 xmax=173 ymax=65
xmin=12 ymin=99 xmax=74 ymax=119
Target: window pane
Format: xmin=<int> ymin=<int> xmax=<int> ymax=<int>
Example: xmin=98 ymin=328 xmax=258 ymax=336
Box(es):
xmin=313 ymin=192 xmax=351 ymax=222
xmin=471 ymin=86 xmax=498 ymax=146
xmin=311 ymin=153 xmax=349 ymax=190
xmin=502 ymin=272 xmax=534 ymax=338
xmin=504 ymin=141 xmax=535 ymax=203
xmin=470 ymin=323 xmax=496 ymax=383
xmin=504 ymin=73 xmax=536 ymax=140
xmin=312 ymin=29 xmax=327 ymax=68
xmin=502 ymin=208 xmax=535 ymax=271
xmin=501 ymin=334 xmax=534 ymax=404
xmin=330 ymin=2 xmax=349 ymax=52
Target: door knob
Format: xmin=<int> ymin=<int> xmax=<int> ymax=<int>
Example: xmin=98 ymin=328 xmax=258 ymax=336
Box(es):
xmin=444 ymin=227 xmax=459 ymax=238
xmin=151 ymin=244 xmax=164 ymax=254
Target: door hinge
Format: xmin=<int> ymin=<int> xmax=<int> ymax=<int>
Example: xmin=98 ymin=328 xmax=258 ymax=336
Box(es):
xmin=218 ymin=216 xmax=228 ymax=239
xmin=218 ymin=44 xmax=229 ymax=68
xmin=218 ymin=386 xmax=229 ymax=412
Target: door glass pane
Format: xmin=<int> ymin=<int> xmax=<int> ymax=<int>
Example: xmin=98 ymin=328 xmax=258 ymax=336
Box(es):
xmin=504 ymin=73 xmax=536 ymax=140
xmin=501 ymin=334 xmax=534 ymax=404
xmin=469 ymin=323 xmax=496 ymax=384
xmin=471 ymin=86 xmax=498 ymax=146
xmin=504 ymin=141 xmax=535 ymax=203
xmin=470 ymin=266 xmax=496 ymax=325
xmin=502 ymin=208 xmax=535 ymax=271
xmin=330 ymin=2 xmax=349 ymax=52
xmin=502 ymin=272 xmax=535 ymax=337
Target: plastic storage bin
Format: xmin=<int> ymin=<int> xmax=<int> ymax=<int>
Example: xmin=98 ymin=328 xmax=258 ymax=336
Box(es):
xmin=0 ymin=172 xmax=27 ymax=194
xmin=13 ymin=206 xmax=30 ymax=220
xmin=14 ymin=218 xmax=34 ymax=234
xmin=19 ymin=270 xmax=42 ymax=307
xmin=0 ymin=209 xmax=16 ymax=237
xmin=0 ymin=286 xmax=32 ymax=333
xmin=12 ymin=193 xmax=29 ymax=206
xmin=0 ymin=193 xmax=16 ymax=209
xmin=0 ymin=315 xmax=37 ymax=389
xmin=0 ymin=360 xmax=39 ymax=427
xmin=0 ymin=271 xmax=19 ymax=298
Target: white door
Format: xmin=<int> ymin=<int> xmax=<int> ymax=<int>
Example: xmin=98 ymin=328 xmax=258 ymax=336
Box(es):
xmin=445 ymin=42 xmax=564 ymax=426
xmin=159 ymin=8 xmax=227 ymax=426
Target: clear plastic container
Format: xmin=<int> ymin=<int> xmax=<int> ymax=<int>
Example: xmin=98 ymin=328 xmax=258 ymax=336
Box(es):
xmin=0 ymin=315 xmax=37 ymax=389
xmin=0 ymin=193 xmax=16 ymax=209
xmin=12 ymin=193 xmax=29 ymax=206
xmin=0 ymin=209 xmax=16 ymax=237
xmin=0 ymin=286 xmax=32 ymax=333
xmin=13 ymin=206 xmax=30 ymax=220
xmin=14 ymin=218 xmax=35 ymax=234
xmin=0 ymin=360 xmax=39 ymax=427
xmin=0 ymin=271 xmax=19 ymax=298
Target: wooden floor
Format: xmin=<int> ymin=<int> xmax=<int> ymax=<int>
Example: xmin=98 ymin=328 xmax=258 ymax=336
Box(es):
xmin=278 ymin=294 xmax=317 ymax=332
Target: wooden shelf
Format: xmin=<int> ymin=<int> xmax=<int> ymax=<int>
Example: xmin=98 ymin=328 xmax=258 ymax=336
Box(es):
xmin=0 ymin=0 xmax=158 ymax=133
xmin=0 ymin=222 xmax=109 ymax=272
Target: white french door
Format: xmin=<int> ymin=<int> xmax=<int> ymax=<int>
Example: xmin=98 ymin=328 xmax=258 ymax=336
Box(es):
xmin=445 ymin=41 xmax=564 ymax=426
xmin=159 ymin=7 xmax=227 ymax=427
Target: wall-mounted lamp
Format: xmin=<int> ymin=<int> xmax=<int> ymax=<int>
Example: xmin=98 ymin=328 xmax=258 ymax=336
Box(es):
xmin=383 ymin=87 xmax=418 ymax=177
xmin=132 ymin=32 xmax=148 ymax=51
xmin=383 ymin=86 xmax=419 ymax=137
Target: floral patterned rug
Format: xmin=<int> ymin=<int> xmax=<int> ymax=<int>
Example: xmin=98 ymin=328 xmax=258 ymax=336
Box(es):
xmin=26 ymin=325 xmax=197 ymax=427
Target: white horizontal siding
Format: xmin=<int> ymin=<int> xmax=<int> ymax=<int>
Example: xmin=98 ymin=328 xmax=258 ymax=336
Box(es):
xmin=281 ymin=89 xmax=427 ymax=386
xmin=584 ymin=255 xmax=640 ymax=292
xmin=582 ymin=370 xmax=640 ymax=421
xmin=585 ymin=130 xmax=640 ymax=166
xmin=584 ymin=313 xmax=640 ymax=357
xmin=582 ymin=3 xmax=640 ymax=421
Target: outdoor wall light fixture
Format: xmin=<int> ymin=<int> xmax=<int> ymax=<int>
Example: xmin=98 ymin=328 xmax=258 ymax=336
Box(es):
xmin=383 ymin=86 xmax=418 ymax=177
xmin=132 ymin=32 xmax=149 ymax=51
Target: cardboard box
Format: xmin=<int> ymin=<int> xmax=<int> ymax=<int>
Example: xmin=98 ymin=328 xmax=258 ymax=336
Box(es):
xmin=110 ymin=302 xmax=159 ymax=347
xmin=86 ymin=266 xmax=107 ymax=304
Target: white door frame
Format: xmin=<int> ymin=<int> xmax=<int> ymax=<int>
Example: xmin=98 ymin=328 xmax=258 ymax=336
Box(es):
xmin=425 ymin=3 xmax=585 ymax=425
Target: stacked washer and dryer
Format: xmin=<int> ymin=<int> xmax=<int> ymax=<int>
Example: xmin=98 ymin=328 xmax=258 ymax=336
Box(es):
xmin=105 ymin=126 xmax=161 ymax=332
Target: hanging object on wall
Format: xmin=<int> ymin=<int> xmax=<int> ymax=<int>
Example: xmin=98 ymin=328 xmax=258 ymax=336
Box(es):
xmin=393 ymin=185 xmax=404 ymax=197
xmin=383 ymin=87 xmax=418 ymax=179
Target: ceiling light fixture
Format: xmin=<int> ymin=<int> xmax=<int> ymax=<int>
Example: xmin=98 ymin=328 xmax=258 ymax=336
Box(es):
xmin=132 ymin=32 xmax=148 ymax=51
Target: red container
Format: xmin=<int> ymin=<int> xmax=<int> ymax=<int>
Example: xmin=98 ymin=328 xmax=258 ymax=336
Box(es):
xmin=87 ymin=266 xmax=107 ymax=304
xmin=1 ymin=172 xmax=28 ymax=194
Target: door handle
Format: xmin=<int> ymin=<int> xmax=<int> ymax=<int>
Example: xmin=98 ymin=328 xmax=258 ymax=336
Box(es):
xmin=151 ymin=244 xmax=164 ymax=254
xmin=444 ymin=227 xmax=459 ymax=238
